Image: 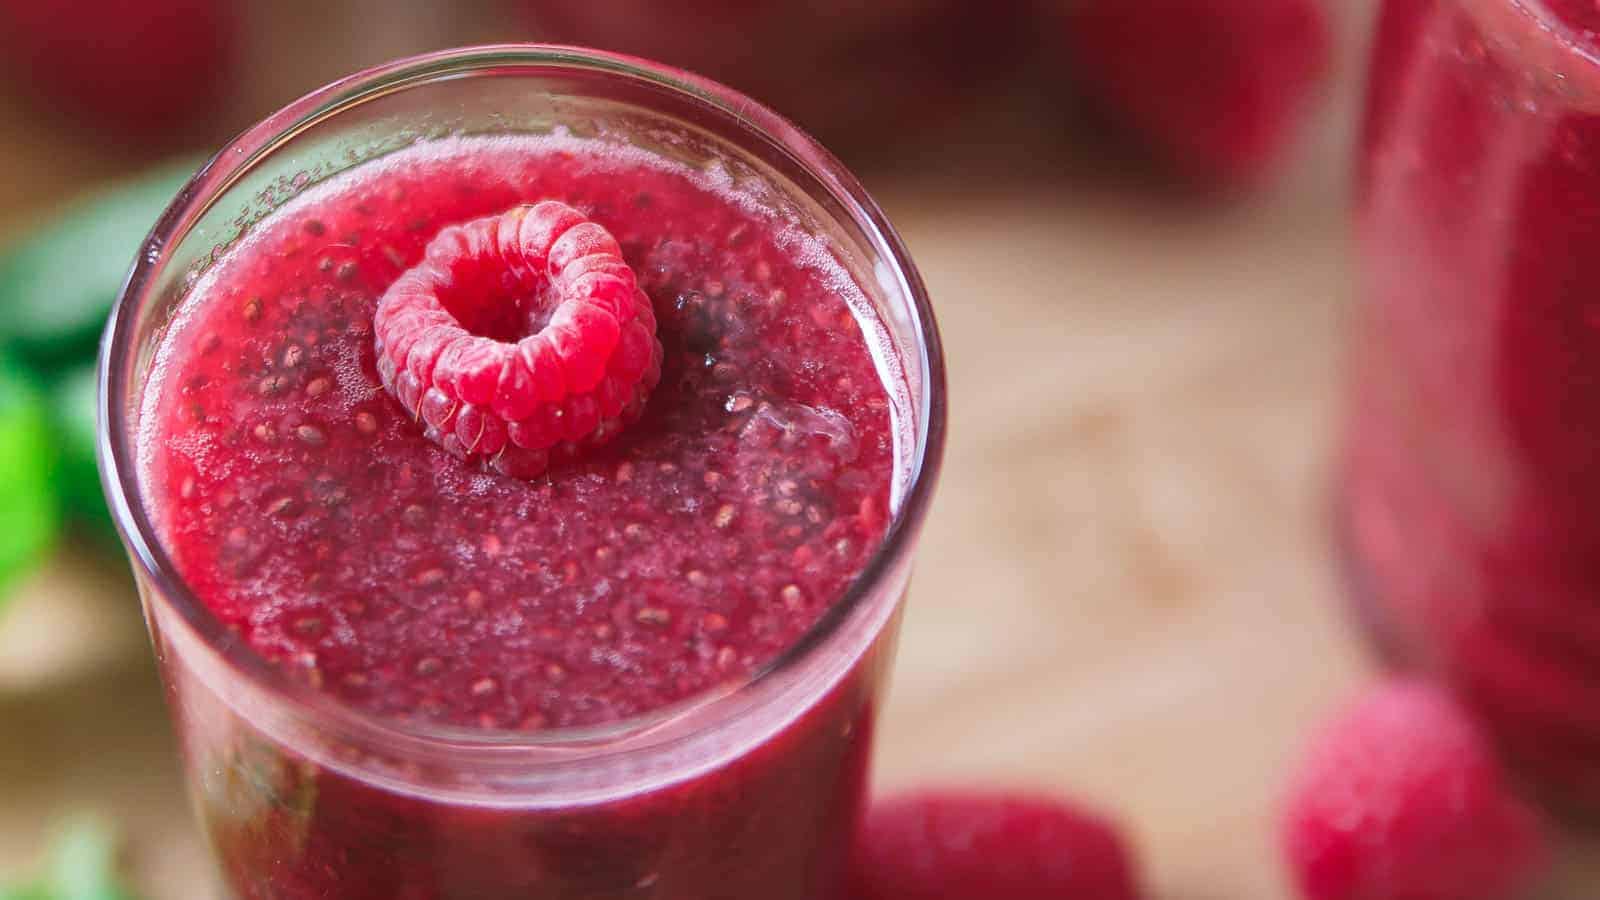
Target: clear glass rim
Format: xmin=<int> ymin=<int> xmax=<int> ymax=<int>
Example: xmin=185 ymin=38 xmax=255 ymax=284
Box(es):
xmin=98 ymin=43 xmax=947 ymax=752
xmin=1463 ymin=1 xmax=1600 ymax=94
xmin=1520 ymin=0 xmax=1592 ymax=42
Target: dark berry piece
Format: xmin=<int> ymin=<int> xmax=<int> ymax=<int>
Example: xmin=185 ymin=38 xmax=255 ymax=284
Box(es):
xmin=1280 ymin=679 xmax=1550 ymax=900
xmin=850 ymin=790 xmax=1140 ymax=900
xmin=374 ymin=202 xmax=662 ymax=477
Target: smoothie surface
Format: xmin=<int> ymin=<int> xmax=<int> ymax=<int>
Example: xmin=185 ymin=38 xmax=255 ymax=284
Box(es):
xmin=140 ymin=133 xmax=899 ymax=730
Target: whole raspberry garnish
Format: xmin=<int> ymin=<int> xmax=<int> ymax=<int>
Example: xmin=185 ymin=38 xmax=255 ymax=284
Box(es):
xmin=374 ymin=201 xmax=662 ymax=478
xmin=849 ymin=790 xmax=1140 ymax=900
xmin=1280 ymin=679 xmax=1550 ymax=900
xmin=1052 ymin=0 xmax=1331 ymax=186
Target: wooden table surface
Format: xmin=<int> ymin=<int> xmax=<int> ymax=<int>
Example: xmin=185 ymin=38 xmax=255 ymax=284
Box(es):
xmin=1 ymin=3 xmax=1597 ymax=897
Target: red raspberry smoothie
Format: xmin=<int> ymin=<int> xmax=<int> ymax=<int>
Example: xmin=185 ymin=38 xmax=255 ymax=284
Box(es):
xmin=137 ymin=130 xmax=908 ymax=897
xmin=1346 ymin=0 xmax=1600 ymax=813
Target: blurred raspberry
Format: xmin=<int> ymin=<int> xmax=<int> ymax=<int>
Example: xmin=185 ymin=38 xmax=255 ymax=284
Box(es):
xmin=850 ymin=790 xmax=1139 ymax=900
xmin=1280 ymin=679 xmax=1550 ymax=900
xmin=0 ymin=0 xmax=238 ymax=141
xmin=526 ymin=0 xmax=1025 ymax=150
xmin=1053 ymin=0 xmax=1332 ymax=186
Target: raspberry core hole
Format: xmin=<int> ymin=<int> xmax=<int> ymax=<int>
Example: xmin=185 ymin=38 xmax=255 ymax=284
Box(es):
xmin=437 ymin=275 xmax=559 ymax=345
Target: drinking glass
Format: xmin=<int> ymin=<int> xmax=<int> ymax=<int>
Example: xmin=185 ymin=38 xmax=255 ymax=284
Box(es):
xmin=99 ymin=44 xmax=946 ymax=898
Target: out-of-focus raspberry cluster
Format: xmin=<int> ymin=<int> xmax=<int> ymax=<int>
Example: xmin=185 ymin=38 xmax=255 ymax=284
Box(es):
xmin=0 ymin=0 xmax=1333 ymax=189
xmin=529 ymin=0 xmax=1334 ymax=188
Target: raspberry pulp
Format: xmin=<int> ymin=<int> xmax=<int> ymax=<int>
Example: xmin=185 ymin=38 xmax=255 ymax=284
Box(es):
xmin=848 ymin=790 xmax=1140 ymax=900
xmin=374 ymin=201 xmax=662 ymax=478
xmin=1279 ymin=680 xmax=1550 ymax=900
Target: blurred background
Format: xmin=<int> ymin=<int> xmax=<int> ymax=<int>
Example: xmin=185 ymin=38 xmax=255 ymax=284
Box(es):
xmin=0 ymin=1 xmax=1585 ymax=897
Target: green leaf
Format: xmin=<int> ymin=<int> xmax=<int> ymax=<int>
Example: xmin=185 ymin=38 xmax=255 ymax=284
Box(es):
xmin=44 ymin=820 xmax=134 ymax=900
xmin=0 ymin=820 xmax=137 ymax=900
xmin=0 ymin=158 xmax=199 ymax=368
xmin=0 ymin=355 xmax=59 ymax=605
xmin=49 ymin=363 xmax=112 ymax=537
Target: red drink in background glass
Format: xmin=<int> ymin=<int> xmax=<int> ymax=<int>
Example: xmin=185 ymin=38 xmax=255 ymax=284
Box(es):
xmin=1346 ymin=0 xmax=1600 ymax=813
xmin=99 ymin=46 xmax=944 ymax=898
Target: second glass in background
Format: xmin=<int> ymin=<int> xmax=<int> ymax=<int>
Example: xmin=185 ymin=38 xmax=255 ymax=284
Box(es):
xmin=1345 ymin=0 xmax=1600 ymax=815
